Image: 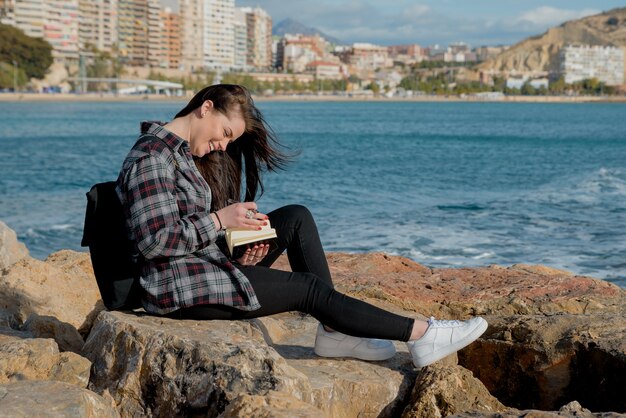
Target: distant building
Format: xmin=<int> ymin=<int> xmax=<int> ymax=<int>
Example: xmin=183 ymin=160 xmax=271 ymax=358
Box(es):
xmin=305 ymin=61 xmax=343 ymax=80
xmin=161 ymin=7 xmax=181 ymax=69
xmin=388 ymin=44 xmax=425 ymax=64
xmin=239 ymin=6 xmax=272 ymax=71
xmin=443 ymin=42 xmax=477 ymax=63
xmin=1 ymin=0 xmax=80 ymax=62
xmin=147 ymin=0 xmax=166 ymax=68
xmin=78 ymin=0 xmax=119 ymax=54
xmin=179 ymin=0 xmax=204 ymax=72
xmin=506 ymin=76 xmax=549 ymax=90
xmin=233 ymin=8 xmax=247 ymax=70
xmin=117 ymin=0 xmax=157 ymax=66
xmin=278 ymin=34 xmax=328 ymax=73
xmin=203 ymin=0 xmax=235 ymax=71
xmin=560 ymin=44 xmax=624 ymax=86
xmin=341 ymin=43 xmax=392 ymax=77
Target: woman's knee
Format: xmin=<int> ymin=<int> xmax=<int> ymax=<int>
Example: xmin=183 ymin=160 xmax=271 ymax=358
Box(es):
xmin=275 ymin=204 xmax=314 ymax=227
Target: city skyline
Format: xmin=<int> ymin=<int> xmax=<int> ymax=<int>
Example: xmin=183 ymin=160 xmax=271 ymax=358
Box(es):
xmin=160 ymin=0 xmax=624 ymax=47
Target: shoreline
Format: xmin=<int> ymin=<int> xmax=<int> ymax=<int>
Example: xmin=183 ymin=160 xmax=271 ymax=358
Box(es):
xmin=1 ymin=92 xmax=626 ymax=103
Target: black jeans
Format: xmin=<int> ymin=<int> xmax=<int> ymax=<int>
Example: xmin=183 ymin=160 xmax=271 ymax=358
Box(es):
xmin=165 ymin=205 xmax=415 ymax=341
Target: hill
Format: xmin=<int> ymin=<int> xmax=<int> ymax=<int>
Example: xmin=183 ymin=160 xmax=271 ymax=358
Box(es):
xmin=273 ymin=18 xmax=342 ymax=45
xmin=477 ymin=7 xmax=626 ymax=75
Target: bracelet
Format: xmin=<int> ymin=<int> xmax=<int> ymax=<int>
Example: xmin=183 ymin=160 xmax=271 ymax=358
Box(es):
xmin=212 ymin=211 xmax=223 ymax=230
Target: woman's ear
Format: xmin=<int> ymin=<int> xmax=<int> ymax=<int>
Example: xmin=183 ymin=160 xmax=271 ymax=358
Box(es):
xmin=200 ymin=100 xmax=214 ymax=118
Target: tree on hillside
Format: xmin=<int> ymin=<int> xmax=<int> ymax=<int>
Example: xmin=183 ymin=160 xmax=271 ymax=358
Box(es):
xmin=0 ymin=23 xmax=53 ymax=80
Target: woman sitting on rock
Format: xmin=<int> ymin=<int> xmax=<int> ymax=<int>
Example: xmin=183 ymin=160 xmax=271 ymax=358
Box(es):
xmin=115 ymin=84 xmax=487 ymax=368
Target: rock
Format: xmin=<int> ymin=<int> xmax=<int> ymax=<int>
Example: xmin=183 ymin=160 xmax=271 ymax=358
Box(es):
xmin=0 ymin=221 xmax=28 ymax=272
xmin=401 ymin=363 xmax=506 ymax=417
xmin=0 ymin=381 xmax=120 ymax=418
xmin=0 ymin=308 xmax=18 ymax=329
xmin=449 ymin=400 xmax=625 ymax=417
xmin=253 ymin=312 xmax=417 ymax=417
xmin=83 ymin=310 xmax=312 ymax=417
xmin=0 ymin=329 xmax=91 ymax=386
xmin=82 ymin=310 xmax=419 ymax=417
xmin=0 ymin=250 xmax=103 ymax=336
xmin=219 ymin=391 xmax=326 ymax=417
xmin=276 ymin=253 xmax=625 ymax=318
xmin=22 ymin=313 xmax=85 ymax=354
xmin=458 ymin=313 xmax=626 ymax=413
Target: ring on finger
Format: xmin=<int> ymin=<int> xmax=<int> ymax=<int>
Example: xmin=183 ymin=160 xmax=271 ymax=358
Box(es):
xmin=245 ymin=209 xmax=256 ymax=219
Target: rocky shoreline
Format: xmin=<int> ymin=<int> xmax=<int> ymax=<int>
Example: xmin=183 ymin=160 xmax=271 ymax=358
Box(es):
xmin=0 ymin=220 xmax=624 ymax=417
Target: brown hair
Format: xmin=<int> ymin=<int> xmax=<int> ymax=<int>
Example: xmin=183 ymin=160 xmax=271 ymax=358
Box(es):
xmin=174 ymin=84 xmax=295 ymax=211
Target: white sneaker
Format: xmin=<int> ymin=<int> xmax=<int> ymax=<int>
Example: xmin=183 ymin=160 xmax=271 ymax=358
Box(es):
xmin=313 ymin=323 xmax=396 ymax=361
xmin=406 ymin=316 xmax=487 ymax=368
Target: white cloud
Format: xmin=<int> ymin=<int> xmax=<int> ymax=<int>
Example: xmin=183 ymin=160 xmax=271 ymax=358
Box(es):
xmin=515 ymin=6 xmax=600 ymax=28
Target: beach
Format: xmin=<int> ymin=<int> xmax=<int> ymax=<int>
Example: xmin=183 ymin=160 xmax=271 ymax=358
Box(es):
xmin=1 ymin=92 xmax=626 ymax=103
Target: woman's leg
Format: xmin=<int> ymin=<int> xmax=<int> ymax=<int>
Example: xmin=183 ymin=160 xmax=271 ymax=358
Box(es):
xmin=258 ymin=205 xmax=332 ymax=288
xmin=166 ymin=265 xmax=415 ymax=342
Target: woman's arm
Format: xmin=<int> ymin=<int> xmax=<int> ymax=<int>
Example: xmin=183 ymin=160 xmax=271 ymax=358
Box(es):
xmin=121 ymin=155 xmax=219 ymax=260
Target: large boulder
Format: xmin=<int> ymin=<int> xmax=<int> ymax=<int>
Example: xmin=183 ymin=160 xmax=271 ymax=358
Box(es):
xmin=218 ymin=391 xmax=325 ymax=417
xmin=273 ymin=253 xmax=625 ymax=317
xmin=0 ymin=221 xmax=28 ymax=271
xmin=0 ymin=327 xmax=91 ymax=386
xmin=0 ymin=250 xmax=102 ymax=336
xmin=82 ymin=310 xmax=312 ymax=417
xmin=458 ymin=313 xmax=626 ymax=413
xmin=82 ymin=309 xmax=420 ymax=417
xmin=401 ymin=363 xmax=506 ymax=417
xmin=0 ymin=381 xmax=119 ymax=418
xmin=22 ymin=313 xmax=85 ymax=354
xmin=253 ymin=312 xmax=417 ymax=417
xmin=450 ymin=400 xmax=625 ymax=417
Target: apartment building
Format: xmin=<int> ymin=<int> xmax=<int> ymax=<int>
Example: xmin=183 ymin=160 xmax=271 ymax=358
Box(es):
xmin=388 ymin=44 xmax=425 ymax=64
xmin=341 ymin=43 xmax=392 ymax=76
xmin=147 ymin=0 xmax=165 ymax=68
xmin=202 ymin=0 xmax=235 ymax=71
xmin=161 ymin=7 xmax=181 ymax=70
xmin=179 ymin=0 xmax=203 ymax=72
xmin=233 ymin=7 xmax=247 ymax=70
xmin=1 ymin=0 xmax=80 ymax=61
xmin=560 ymin=44 xmax=624 ymax=86
xmin=78 ymin=0 xmax=118 ymax=54
xmin=239 ymin=6 xmax=272 ymax=71
xmin=0 ymin=0 xmax=16 ymax=25
xmin=278 ymin=34 xmax=329 ymax=73
xmin=117 ymin=0 xmax=148 ymax=65
xmin=305 ymin=60 xmax=343 ymax=80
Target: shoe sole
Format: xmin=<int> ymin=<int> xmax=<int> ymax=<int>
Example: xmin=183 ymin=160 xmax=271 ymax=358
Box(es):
xmin=314 ymin=345 xmax=396 ymax=361
xmin=411 ymin=318 xmax=488 ymax=368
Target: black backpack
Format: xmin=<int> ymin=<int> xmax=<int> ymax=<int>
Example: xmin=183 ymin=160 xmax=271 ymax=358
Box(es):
xmin=81 ymin=181 xmax=143 ymax=310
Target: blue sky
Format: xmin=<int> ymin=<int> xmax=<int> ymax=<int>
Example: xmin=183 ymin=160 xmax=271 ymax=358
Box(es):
xmin=161 ymin=1 xmax=625 ymax=47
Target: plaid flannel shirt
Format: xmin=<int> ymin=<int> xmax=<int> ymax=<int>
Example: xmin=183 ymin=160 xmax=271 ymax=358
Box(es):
xmin=115 ymin=122 xmax=261 ymax=315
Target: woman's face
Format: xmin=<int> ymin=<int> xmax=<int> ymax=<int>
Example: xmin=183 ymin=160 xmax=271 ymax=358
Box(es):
xmin=189 ymin=101 xmax=246 ymax=158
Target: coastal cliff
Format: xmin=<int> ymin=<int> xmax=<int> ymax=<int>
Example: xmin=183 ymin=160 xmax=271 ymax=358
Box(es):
xmin=0 ymin=221 xmax=624 ymax=417
xmin=477 ymin=7 xmax=626 ymax=76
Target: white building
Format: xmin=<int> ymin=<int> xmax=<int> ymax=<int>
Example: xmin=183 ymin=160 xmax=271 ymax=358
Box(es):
xmin=233 ymin=7 xmax=247 ymax=70
xmin=560 ymin=44 xmax=624 ymax=86
xmin=78 ymin=0 xmax=118 ymax=54
xmin=203 ymin=0 xmax=235 ymax=71
xmin=1 ymin=0 xmax=80 ymax=62
xmin=179 ymin=0 xmax=204 ymax=72
xmin=238 ymin=6 xmax=272 ymax=70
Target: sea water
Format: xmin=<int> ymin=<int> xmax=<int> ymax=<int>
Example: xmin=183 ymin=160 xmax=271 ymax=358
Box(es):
xmin=0 ymin=100 xmax=624 ymax=287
